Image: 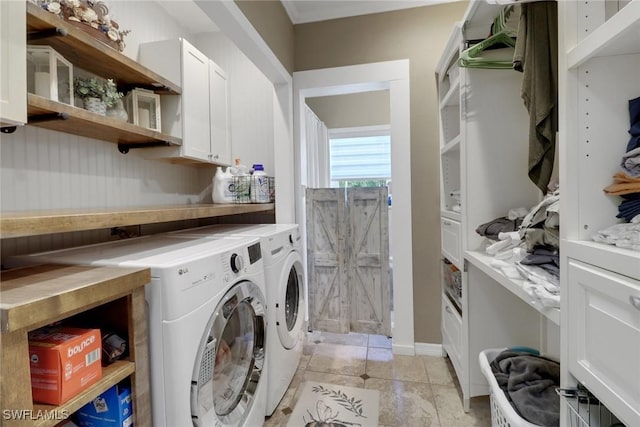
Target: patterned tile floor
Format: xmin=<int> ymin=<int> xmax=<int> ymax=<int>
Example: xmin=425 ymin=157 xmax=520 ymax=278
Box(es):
xmin=264 ymin=331 xmax=492 ymax=427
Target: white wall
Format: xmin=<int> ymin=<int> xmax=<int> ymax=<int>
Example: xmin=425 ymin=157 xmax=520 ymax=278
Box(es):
xmin=193 ymin=32 xmax=275 ymax=176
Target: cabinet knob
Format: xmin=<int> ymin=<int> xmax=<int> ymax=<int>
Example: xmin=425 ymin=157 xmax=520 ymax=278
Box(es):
xmin=214 ymin=154 xmax=219 ymax=160
xmin=443 ymin=220 xmax=452 ymax=226
xmin=445 ymin=305 xmax=453 ymax=314
xmin=630 ymin=296 xmax=640 ymax=311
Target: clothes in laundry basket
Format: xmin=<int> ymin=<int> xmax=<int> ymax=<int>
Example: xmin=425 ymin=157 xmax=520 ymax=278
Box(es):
xmin=489 ymin=350 xmax=560 ymax=427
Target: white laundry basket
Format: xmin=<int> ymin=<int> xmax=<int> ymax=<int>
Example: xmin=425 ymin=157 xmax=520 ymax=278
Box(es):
xmin=479 ymin=348 xmax=546 ymax=427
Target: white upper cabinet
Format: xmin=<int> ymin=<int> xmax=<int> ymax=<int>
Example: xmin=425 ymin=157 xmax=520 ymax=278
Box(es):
xmin=138 ymin=38 xmax=231 ymax=165
xmin=0 ymin=0 xmax=26 ymax=129
xmin=208 ymin=61 xmax=231 ymax=165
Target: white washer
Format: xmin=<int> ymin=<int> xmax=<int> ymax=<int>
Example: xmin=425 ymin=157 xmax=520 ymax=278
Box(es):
xmin=166 ymin=224 xmax=306 ymax=415
xmin=12 ymin=235 xmax=268 ymax=427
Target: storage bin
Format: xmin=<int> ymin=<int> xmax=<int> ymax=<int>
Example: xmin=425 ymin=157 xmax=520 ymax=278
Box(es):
xmin=479 ymin=348 xmax=544 ymax=427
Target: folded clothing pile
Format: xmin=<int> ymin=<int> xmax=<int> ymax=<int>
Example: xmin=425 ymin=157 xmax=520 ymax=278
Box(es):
xmin=601 ymin=96 xmax=640 ymax=234
xmin=490 ymin=349 xmax=560 ymax=426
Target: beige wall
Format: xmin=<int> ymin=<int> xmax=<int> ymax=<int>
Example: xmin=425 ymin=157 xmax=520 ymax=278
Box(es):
xmin=234 ymin=0 xmax=295 ymax=74
xmin=306 ymin=91 xmax=390 ymax=129
xmin=295 ymin=2 xmax=468 ymax=344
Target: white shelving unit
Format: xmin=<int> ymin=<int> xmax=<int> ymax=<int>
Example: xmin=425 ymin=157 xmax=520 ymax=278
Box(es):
xmin=437 ymin=0 xmax=562 ymax=413
xmin=560 ymin=1 xmax=640 ymax=426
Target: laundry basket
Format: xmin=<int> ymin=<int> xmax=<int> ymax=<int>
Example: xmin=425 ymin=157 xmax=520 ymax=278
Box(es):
xmin=479 ymin=348 xmax=544 ymax=427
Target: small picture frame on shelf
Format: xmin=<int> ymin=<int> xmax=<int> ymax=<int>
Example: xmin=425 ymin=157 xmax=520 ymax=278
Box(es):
xmin=26 ymin=45 xmax=74 ymax=106
xmin=124 ymin=88 xmax=161 ymax=131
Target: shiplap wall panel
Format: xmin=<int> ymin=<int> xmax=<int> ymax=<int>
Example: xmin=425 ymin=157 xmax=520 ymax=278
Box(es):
xmin=1 ymin=1 xmax=217 ymax=261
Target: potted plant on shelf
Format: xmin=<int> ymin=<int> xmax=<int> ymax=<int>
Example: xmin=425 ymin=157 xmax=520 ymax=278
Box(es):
xmin=73 ymin=76 xmax=123 ymax=116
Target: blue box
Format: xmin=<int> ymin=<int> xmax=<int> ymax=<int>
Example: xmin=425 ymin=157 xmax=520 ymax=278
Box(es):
xmin=77 ymin=384 xmax=133 ymax=427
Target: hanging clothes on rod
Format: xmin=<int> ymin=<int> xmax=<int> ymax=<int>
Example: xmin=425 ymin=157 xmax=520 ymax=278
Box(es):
xmin=458 ymin=5 xmax=519 ymax=69
xmin=513 ymin=1 xmax=558 ymax=195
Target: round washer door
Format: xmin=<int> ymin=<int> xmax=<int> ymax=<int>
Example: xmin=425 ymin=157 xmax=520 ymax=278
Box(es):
xmin=276 ymin=251 xmax=305 ymax=349
xmin=191 ymin=280 xmax=266 ymax=427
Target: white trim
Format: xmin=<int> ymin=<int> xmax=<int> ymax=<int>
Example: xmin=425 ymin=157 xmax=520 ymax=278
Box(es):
xmin=194 ymin=0 xmax=295 ymax=223
xmin=281 ymin=0 xmax=455 ymax=24
xmin=415 ymin=342 xmax=444 ymax=357
xmin=328 ymin=125 xmax=391 ymax=139
xmin=294 ymin=60 xmax=414 ymax=355
xmin=392 ymin=343 xmax=416 ymax=356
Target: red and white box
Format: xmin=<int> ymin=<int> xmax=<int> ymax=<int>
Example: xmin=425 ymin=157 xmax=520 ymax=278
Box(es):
xmin=28 ymin=326 xmax=102 ymax=405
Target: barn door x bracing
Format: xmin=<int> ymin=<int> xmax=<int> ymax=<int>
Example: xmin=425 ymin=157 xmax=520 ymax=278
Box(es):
xmin=306 ymin=187 xmax=390 ymax=336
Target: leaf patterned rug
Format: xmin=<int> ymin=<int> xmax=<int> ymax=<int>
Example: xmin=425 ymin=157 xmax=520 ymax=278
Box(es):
xmin=286 ymin=381 xmax=380 ymax=427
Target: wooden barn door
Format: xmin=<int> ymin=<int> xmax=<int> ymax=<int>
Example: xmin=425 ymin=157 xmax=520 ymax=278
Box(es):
xmin=306 ymin=188 xmax=349 ymax=333
xmin=347 ymin=187 xmax=390 ymax=336
xmin=306 ymin=187 xmax=390 ymax=336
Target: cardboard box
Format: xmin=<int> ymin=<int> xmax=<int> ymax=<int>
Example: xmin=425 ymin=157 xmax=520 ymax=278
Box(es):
xmin=77 ymin=384 xmax=133 ymax=427
xmin=29 ymin=326 xmax=102 ymax=405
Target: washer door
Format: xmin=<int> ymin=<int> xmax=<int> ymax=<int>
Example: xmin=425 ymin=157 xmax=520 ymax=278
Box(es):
xmin=276 ymin=252 xmax=305 ymax=349
xmin=191 ymin=280 xmax=266 ymax=427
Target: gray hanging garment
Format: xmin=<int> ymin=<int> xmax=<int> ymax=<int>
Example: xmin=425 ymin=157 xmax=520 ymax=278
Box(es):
xmin=513 ymin=1 xmax=558 ymax=195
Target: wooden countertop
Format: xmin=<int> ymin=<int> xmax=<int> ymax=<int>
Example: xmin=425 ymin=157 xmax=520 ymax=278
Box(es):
xmin=0 ymin=203 xmax=275 ymax=239
xmin=0 ymin=264 xmax=151 ymax=333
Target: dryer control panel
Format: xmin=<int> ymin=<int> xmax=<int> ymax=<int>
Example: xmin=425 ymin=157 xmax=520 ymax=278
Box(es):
xmin=247 ymin=242 xmax=262 ymax=264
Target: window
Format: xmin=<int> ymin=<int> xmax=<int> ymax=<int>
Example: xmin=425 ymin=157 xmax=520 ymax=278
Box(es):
xmin=329 ymin=126 xmax=391 ymax=188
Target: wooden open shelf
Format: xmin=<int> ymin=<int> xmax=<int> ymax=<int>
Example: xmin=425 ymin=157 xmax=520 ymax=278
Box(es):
xmin=0 ymin=264 xmax=151 ymax=427
xmin=26 ymin=2 xmax=179 ymax=94
xmin=31 ymin=361 xmax=135 ymax=427
xmin=0 ymin=203 xmax=276 ymax=239
xmin=27 ymin=94 xmax=181 ymax=146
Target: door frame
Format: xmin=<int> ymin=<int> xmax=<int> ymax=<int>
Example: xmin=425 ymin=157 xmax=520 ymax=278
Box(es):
xmin=294 ymin=60 xmax=415 ymax=355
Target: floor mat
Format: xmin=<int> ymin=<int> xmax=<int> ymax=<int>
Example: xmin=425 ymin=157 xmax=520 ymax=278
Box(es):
xmin=285 ymin=381 xmax=380 ymax=427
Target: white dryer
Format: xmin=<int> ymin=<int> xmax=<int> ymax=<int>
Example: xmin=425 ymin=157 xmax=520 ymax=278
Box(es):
xmin=12 ymin=235 xmax=268 ymax=427
xmin=166 ymin=224 xmax=306 ymax=415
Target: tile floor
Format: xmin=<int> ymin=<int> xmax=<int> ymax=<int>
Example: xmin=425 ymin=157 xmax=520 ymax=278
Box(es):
xmin=264 ymin=331 xmax=492 ymax=427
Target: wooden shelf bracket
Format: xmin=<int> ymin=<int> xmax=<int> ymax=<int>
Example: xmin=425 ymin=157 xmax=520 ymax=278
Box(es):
xmin=28 ymin=111 xmax=70 ymax=124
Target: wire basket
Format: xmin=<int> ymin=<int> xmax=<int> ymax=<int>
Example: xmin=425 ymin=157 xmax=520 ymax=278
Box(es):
xmin=268 ymin=176 xmax=275 ymax=203
xmin=479 ymin=348 xmax=549 ymax=427
xmin=232 ymin=175 xmax=251 ymax=204
xmin=561 ymin=387 xmax=625 ymax=427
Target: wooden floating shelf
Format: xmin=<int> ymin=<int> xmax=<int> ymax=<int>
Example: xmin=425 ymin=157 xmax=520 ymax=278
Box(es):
xmin=27 ymin=94 xmax=181 ymax=146
xmin=0 ymin=203 xmax=276 ymax=239
xmin=26 ymin=2 xmax=180 ymax=94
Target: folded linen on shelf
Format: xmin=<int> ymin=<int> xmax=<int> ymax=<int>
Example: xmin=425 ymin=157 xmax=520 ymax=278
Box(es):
xmin=476 ymin=217 xmax=522 ymax=240
xmin=603 ymin=170 xmax=640 ymax=195
xmin=490 ymin=350 xmax=560 ymax=427
xmin=617 ymin=194 xmax=640 ymax=222
xmin=519 ymin=189 xmax=560 ymax=250
xmin=592 ymin=222 xmax=640 ymax=251
xmin=621 ymin=146 xmax=640 ymax=177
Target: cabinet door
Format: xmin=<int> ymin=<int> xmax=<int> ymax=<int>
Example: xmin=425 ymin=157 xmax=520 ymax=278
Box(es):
xmin=568 ymin=260 xmax=640 ymax=427
xmin=181 ymin=41 xmax=211 ymax=162
xmin=0 ymin=0 xmax=26 ymax=127
xmin=209 ymin=61 xmax=231 ymax=165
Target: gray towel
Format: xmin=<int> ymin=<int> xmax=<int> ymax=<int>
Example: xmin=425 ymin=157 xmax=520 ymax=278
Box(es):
xmin=490 ymin=350 xmax=560 ymax=426
xmin=513 ymin=2 xmax=558 ymax=195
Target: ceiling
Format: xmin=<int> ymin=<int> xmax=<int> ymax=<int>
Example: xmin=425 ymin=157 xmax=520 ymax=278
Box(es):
xmin=156 ymin=1 xmax=458 ymax=34
xmin=281 ymin=0 xmax=457 ymax=24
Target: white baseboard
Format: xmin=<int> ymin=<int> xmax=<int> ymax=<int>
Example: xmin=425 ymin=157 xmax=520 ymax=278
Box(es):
xmin=391 ymin=343 xmax=415 ymax=356
xmin=414 ymin=342 xmax=444 ymax=357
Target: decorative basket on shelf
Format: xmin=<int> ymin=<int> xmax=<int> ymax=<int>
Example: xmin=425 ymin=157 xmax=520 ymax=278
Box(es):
xmin=83 ymin=96 xmax=106 ymax=115
xmin=37 ymin=0 xmax=130 ymax=52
